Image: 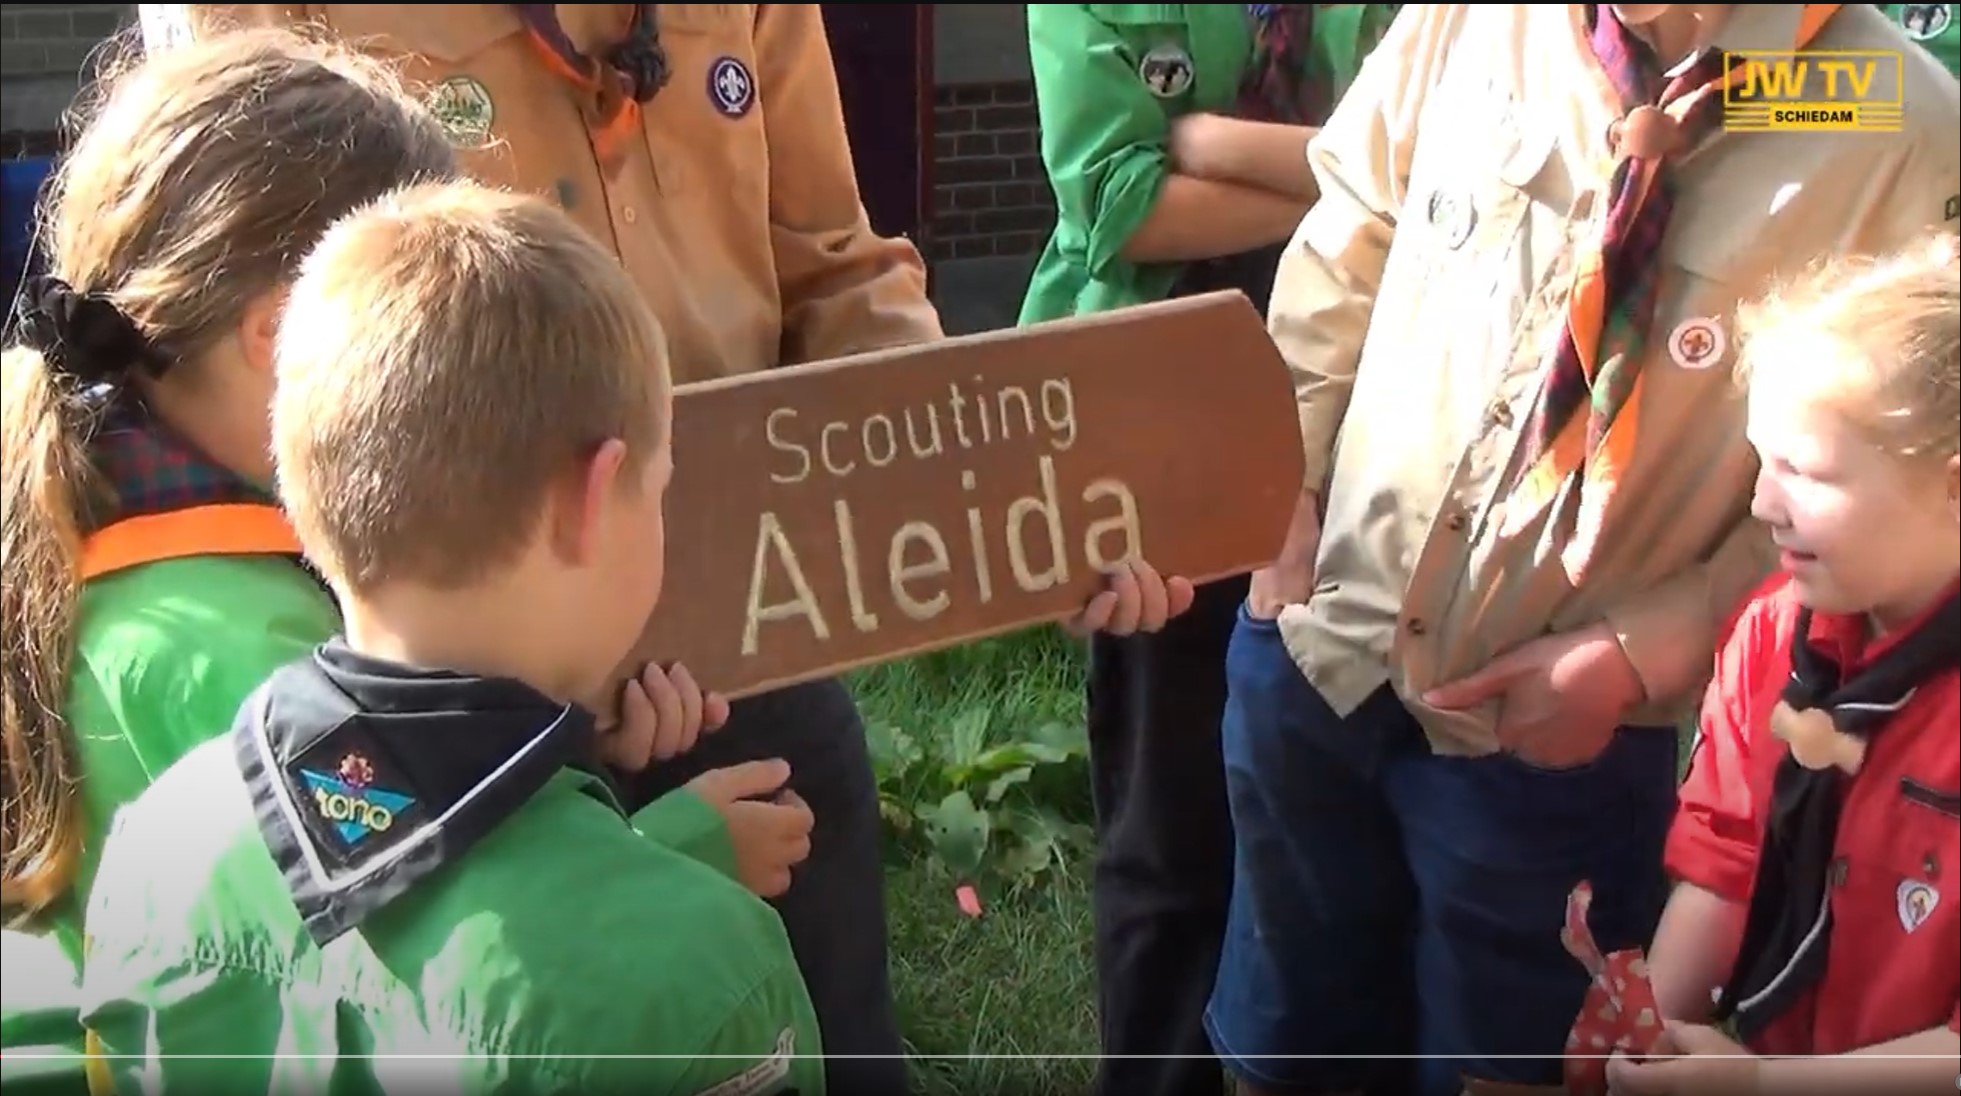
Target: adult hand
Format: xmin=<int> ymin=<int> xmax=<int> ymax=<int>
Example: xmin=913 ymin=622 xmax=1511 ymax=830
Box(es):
xmin=596 ymin=661 xmax=731 ymax=772
xmin=1063 ymin=557 xmax=1196 ymax=638
xmin=1246 ymin=498 xmax=1321 ymax=619
xmin=1605 ymin=1023 xmax=1761 ymax=1096
xmin=686 ymin=760 xmax=814 ymax=899
xmin=1423 ymin=622 xmax=1645 ymax=770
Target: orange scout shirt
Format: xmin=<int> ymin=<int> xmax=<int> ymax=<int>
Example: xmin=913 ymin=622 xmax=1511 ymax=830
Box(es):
xmin=144 ymin=3 xmax=944 ymax=383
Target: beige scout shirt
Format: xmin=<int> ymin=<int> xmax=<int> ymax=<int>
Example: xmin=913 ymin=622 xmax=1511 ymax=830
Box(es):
xmin=146 ymin=4 xmax=943 ymax=383
xmin=1271 ymin=3 xmax=1961 ymax=756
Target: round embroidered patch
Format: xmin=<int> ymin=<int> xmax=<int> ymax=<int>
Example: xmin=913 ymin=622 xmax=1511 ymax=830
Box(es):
xmin=1666 ymin=316 xmax=1727 ymax=370
xmin=427 ymin=75 xmax=496 ymax=148
xmin=1138 ymin=44 xmax=1195 ymax=99
xmin=708 ymin=55 xmax=756 ymax=118
xmin=1899 ymin=4 xmax=1953 ymax=42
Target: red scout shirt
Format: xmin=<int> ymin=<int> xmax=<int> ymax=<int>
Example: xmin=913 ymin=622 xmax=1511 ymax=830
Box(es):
xmin=1668 ymin=573 xmax=1961 ymax=1056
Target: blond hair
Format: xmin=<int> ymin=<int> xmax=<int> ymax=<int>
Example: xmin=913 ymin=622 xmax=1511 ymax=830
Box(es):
xmin=273 ymin=181 xmax=670 ymax=595
xmin=1 ymin=27 xmax=456 ymax=920
xmin=1736 ymin=232 xmax=1961 ymax=466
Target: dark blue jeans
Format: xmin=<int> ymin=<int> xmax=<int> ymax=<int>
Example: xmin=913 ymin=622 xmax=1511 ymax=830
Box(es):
xmin=1205 ymin=606 xmax=1679 ymax=1095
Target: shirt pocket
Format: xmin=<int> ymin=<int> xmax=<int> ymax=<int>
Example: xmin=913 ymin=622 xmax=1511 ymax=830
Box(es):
xmin=642 ymin=4 xmax=764 ymax=198
xmin=318 ymin=5 xmax=546 ymax=191
xmin=1835 ymin=781 xmax=1959 ymax=1034
xmin=323 ymin=4 xmax=516 ymax=67
xmin=1391 ymin=109 xmax=1555 ymax=339
xmin=1084 ymin=6 xmax=1206 ymax=111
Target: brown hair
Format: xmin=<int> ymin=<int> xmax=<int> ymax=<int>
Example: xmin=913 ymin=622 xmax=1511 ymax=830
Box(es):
xmin=1735 ymin=232 xmax=1961 ymax=466
xmin=1 ymin=28 xmax=457 ymax=920
xmin=272 ymin=181 xmax=670 ymax=595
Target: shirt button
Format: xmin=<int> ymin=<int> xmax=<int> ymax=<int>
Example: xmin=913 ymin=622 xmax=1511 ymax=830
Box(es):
xmin=1828 ymin=858 xmax=1849 ymax=887
xmin=621 ymin=205 xmax=638 ymax=224
xmin=1488 ymin=402 xmax=1514 ymax=429
xmin=1406 ymin=617 xmax=1428 ymax=636
xmin=1444 ymin=511 xmax=1468 ymax=533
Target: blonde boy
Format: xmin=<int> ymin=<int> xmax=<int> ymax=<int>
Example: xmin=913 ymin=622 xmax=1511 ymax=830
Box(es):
xmin=78 ymin=182 xmax=821 ymax=1095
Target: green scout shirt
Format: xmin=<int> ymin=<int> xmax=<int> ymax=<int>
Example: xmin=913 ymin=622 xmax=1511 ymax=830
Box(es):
xmin=1 ymin=555 xmax=334 ymax=1096
xmin=1019 ymin=3 xmax=1401 ymax=324
xmin=77 ymin=738 xmax=817 ymax=1096
xmin=1883 ymin=4 xmax=1961 ymax=77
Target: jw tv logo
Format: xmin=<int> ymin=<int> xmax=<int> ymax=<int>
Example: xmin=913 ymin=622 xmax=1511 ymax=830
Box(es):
xmin=1722 ymin=50 xmax=1907 ymax=132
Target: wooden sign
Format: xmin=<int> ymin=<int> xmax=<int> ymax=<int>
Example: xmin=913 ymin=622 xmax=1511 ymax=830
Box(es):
xmin=615 ymin=290 xmax=1304 ymax=702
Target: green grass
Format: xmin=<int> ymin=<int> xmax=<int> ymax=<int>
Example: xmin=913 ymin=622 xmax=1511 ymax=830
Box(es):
xmin=846 ymin=628 xmax=1099 ymax=1094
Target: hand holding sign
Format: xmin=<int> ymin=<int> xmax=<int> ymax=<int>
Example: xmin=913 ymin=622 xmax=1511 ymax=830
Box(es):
xmin=596 ymin=662 xmax=731 ymax=771
xmin=1062 ymin=557 xmax=1195 ymax=638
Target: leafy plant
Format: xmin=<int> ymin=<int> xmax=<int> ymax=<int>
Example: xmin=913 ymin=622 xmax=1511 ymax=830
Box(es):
xmin=866 ymin=706 xmax=1093 ymax=894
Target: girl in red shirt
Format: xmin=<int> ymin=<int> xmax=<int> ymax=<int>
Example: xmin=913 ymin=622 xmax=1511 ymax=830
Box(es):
xmin=1611 ymin=233 xmax=1960 ymax=1096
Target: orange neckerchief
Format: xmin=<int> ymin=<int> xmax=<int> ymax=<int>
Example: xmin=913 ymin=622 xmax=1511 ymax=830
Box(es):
xmin=512 ymin=4 xmax=670 ymax=171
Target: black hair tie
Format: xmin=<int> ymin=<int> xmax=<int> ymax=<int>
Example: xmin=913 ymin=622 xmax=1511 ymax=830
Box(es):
xmin=17 ymin=275 xmax=171 ymax=385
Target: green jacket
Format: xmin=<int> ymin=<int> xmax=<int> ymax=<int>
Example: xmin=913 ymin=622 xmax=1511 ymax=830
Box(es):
xmin=75 ymin=646 xmax=818 ymax=1096
xmin=1 ymin=554 xmax=336 ymax=1096
xmin=1019 ymin=3 xmax=1401 ymax=324
xmin=1882 ymin=4 xmax=1961 ymax=77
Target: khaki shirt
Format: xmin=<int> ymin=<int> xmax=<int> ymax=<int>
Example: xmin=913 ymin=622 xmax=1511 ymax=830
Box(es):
xmin=1272 ymin=3 xmax=1961 ymax=755
xmin=145 ymin=4 xmax=943 ymax=383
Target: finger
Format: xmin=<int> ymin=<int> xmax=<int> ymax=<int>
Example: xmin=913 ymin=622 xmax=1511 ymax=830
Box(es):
xmin=1131 ymin=558 xmax=1170 ymax=633
xmin=693 ymin=758 xmax=792 ymax=805
xmin=776 ymin=790 xmax=815 ymax=839
xmin=664 ymin=662 xmax=705 ymax=755
xmin=644 ymin=664 xmax=686 ymax=761
xmin=1603 ymin=1050 xmax=1649 ymax=1095
xmin=758 ymin=868 xmax=792 ymax=898
xmin=1165 ymin=575 xmax=1196 ymax=619
xmin=606 ymin=680 xmax=658 ymax=772
xmin=1103 ymin=563 xmax=1143 ymax=636
xmin=1064 ymin=589 xmax=1116 ymax=638
xmin=783 ymin=833 xmax=813 ymax=867
xmin=702 ymin=690 xmax=732 ymax=732
xmin=1422 ymin=659 xmax=1518 ymax=710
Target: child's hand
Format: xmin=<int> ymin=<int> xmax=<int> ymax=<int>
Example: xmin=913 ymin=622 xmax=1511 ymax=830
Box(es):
xmin=597 ymin=661 xmax=731 ymax=773
xmin=685 ymin=760 xmax=814 ymax=899
xmin=1605 ymin=1023 xmax=1760 ymax=1096
xmin=1063 ymin=558 xmax=1196 ymax=638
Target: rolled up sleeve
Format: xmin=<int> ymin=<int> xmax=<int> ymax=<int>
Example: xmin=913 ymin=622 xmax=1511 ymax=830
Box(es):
xmin=1271 ymin=4 xmax=1456 ymax=491
xmin=1665 ymin=585 xmax=1784 ymax=902
xmin=753 ymin=4 xmax=942 ymax=365
xmin=1026 ymin=6 xmax=1178 ymax=280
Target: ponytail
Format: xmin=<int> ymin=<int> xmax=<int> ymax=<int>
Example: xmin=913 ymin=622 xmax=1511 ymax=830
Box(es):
xmin=0 ymin=347 xmax=106 ymax=920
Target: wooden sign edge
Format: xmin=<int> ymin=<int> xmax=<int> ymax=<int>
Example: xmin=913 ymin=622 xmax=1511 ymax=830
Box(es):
xmin=671 ymin=289 xmax=1263 ymax=395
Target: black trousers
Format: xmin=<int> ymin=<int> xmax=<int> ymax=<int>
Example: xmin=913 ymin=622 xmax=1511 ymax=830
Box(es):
xmin=621 ymin=678 xmax=906 ymax=1096
xmin=1087 ymin=574 xmax=1247 ymax=1096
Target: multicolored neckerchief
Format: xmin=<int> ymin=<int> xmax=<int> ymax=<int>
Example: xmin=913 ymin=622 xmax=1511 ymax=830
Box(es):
xmin=1237 ymin=4 xmax=1401 ymax=126
xmin=90 ymin=397 xmax=270 ymax=527
xmin=1505 ymin=4 xmax=1842 ymax=581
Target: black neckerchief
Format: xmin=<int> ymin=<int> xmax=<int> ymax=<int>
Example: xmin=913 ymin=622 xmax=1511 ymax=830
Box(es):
xmin=1716 ymin=586 xmax=1961 ymax=1037
xmin=234 ymin=639 xmax=618 ymax=946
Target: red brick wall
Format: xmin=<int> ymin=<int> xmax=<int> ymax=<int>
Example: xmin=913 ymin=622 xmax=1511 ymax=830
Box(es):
xmin=928 ymin=80 xmax=1054 ymax=263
